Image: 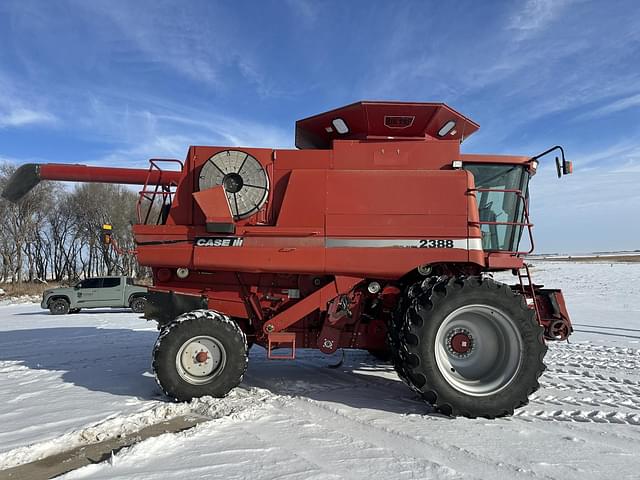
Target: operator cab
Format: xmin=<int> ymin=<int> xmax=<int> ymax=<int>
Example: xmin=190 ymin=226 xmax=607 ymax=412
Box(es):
xmin=464 ymin=163 xmax=530 ymax=253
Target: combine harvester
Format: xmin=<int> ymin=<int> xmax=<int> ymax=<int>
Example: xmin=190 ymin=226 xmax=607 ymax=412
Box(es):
xmin=3 ymin=101 xmax=574 ymax=418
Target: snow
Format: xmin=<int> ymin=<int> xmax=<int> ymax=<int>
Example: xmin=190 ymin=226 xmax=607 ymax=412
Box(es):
xmin=1 ymin=261 xmax=639 ymax=479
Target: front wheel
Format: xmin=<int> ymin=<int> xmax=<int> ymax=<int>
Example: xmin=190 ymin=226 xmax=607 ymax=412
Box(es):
xmin=49 ymin=298 xmax=70 ymax=315
xmin=399 ymin=276 xmax=546 ymax=418
xmin=153 ymin=310 xmax=248 ymax=401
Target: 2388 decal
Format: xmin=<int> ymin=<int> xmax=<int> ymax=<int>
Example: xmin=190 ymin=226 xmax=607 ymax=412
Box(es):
xmin=418 ymin=239 xmax=455 ymax=248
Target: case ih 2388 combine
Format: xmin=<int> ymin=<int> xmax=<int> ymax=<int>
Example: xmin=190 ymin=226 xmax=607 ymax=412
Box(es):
xmin=3 ymin=101 xmax=573 ymax=418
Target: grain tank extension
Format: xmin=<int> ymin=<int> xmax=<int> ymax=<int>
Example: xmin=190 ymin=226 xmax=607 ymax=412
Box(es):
xmin=3 ymin=101 xmax=574 ymax=418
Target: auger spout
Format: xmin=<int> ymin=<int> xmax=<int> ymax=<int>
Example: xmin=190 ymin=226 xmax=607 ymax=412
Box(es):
xmin=2 ymin=163 xmax=182 ymax=202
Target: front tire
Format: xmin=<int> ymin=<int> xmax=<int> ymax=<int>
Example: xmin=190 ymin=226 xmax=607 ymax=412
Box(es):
xmin=400 ymin=276 xmax=546 ymax=418
xmin=49 ymin=298 xmax=70 ymax=315
xmin=153 ymin=310 xmax=248 ymax=401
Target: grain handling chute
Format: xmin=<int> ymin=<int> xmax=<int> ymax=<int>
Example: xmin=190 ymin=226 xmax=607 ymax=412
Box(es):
xmin=3 ymin=101 xmax=573 ymax=418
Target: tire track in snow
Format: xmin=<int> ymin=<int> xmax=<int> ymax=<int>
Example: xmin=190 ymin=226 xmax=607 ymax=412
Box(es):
xmin=247 ymin=406 xmax=462 ymax=480
xmin=244 ymin=370 xmax=554 ymax=480
xmin=514 ymin=342 xmax=640 ymax=428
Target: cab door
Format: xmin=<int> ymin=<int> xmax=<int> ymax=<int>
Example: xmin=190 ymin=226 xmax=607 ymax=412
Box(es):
xmin=100 ymin=277 xmax=124 ymax=306
xmin=76 ymin=278 xmax=103 ymax=306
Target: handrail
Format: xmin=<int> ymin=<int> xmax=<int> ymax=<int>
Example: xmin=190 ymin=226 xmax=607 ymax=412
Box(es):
xmin=136 ymin=159 xmax=183 ymax=225
xmin=468 ymin=187 xmax=535 ymax=255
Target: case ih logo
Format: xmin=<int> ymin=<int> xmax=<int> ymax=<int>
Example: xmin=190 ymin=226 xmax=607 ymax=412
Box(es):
xmin=195 ymin=237 xmax=244 ymax=247
xmin=384 ymin=115 xmax=415 ymax=129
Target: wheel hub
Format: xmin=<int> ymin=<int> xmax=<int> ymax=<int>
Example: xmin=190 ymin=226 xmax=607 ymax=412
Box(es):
xmin=176 ymin=336 xmax=226 ymax=385
xmin=434 ymin=304 xmax=524 ymax=396
xmin=446 ymin=328 xmax=474 ymax=358
xmin=195 ymin=351 xmax=209 ymax=363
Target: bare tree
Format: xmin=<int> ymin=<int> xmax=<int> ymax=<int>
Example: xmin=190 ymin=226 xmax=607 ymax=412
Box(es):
xmin=0 ymin=163 xmax=144 ymax=284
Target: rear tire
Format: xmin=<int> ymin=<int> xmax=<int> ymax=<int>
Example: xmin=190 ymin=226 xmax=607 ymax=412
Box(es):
xmin=399 ymin=276 xmax=546 ymax=418
xmin=49 ymin=298 xmax=70 ymax=315
xmin=130 ymin=296 xmax=146 ymax=314
xmin=153 ymin=310 xmax=248 ymax=401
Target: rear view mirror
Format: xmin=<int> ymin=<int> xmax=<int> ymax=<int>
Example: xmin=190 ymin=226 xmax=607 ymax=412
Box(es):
xmin=555 ymin=156 xmax=574 ymax=178
xmin=531 ymin=146 xmax=573 ymax=179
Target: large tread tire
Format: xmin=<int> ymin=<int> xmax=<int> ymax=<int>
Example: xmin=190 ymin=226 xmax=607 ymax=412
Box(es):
xmin=387 ymin=279 xmax=437 ymax=391
xmin=401 ymin=276 xmax=546 ymax=418
xmin=153 ymin=310 xmax=248 ymax=401
xmin=387 ymin=292 xmax=412 ymax=386
xmin=49 ymin=298 xmax=70 ymax=315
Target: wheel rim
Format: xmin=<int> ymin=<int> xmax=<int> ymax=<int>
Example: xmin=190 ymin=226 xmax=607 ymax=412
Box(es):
xmin=434 ymin=304 xmax=523 ymax=396
xmin=52 ymin=301 xmax=66 ymax=313
xmin=133 ymin=299 xmax=145 ymax=311
xmin=175 ymin=336 xmax=227 ymax=385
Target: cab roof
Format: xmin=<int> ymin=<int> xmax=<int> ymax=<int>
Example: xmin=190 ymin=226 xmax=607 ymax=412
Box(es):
xmin=295 ymin=101 xmax=480 ymax=149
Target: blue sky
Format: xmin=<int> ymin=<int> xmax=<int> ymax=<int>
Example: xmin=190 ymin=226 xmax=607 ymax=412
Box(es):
xmin=1 ymin=0 xmax=639 ymax=253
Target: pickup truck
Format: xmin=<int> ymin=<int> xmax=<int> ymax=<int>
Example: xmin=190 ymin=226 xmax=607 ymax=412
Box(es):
xmin=41 ymin=276 xmax=148 ymax=315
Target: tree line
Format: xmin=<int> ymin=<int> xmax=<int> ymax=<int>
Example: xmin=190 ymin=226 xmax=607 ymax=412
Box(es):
xmin=0 ymin=163 xmax=143 ymax=283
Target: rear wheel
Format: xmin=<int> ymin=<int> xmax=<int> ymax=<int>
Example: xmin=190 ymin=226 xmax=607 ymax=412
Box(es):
xmin=399 ymin=276 xmax=546 ymax=418
xmin=153 ymin=310 xmax=248 ymax=401
xmin=49 ymin=298 xmax=70 ymax=315
xmin=130 ymin=296 xmax=146 ymax=314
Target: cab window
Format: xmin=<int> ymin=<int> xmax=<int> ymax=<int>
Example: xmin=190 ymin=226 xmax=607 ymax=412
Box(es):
xmin=102 ymin=278 xmax=121 ymax=288
xmin=78 ymin=278 xmax=102 ymax=289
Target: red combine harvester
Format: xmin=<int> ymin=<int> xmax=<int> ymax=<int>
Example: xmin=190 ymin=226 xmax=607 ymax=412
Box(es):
xmin=3 ymin=101 xmax=573 ymax=418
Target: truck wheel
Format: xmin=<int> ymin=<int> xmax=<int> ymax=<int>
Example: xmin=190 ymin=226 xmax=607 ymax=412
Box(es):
xmin=152 ymin=310 xmax=248 ymax=401
xmin=49 ymin=298 xmax=70 ymax=315
xmin=130 ymin=296 xmax=146 ymax=313
xmin=400 ymin=276 xmax=546 ymax=418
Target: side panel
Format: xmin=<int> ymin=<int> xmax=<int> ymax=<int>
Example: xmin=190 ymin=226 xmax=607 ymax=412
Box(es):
xmin=136 ymin=169 xmax=475 ymax=278
xmin=325 ymin=170 xmax=468 ymax=236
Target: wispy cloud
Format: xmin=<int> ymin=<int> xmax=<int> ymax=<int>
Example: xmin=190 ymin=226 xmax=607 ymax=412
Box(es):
xmin=71 ymin=97 xmax=292 ymax=167
xmin=529 ymin=143 xmax=640 ymax=252
xmin=0 ymin=72 xmax=58 ymax=129
xmin=577 ymin=92 xmax=640 ymax=120
xmin=508 ymin=0 xmax=576 ymax=36
xmin=0 ymin=107 xmax=57 ymax=128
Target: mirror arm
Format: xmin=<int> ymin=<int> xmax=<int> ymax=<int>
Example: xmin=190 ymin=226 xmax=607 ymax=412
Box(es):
xmin=530 ymin=145 xmax=566 ymax=163
xmin=529 ymin=145 xmax=568 ymax=178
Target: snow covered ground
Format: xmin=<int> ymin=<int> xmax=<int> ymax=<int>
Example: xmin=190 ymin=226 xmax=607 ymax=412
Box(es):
xmin=1 ymin=261 xmax=639 ymax=479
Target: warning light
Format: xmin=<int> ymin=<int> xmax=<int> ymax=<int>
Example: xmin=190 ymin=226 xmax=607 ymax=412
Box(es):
xmin=102 ymin=224 xmax=113 ymax=245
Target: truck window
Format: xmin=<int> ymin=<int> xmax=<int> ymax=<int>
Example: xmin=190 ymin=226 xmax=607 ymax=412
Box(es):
xmin=79 ymin=278 xmax=102 ymax=288
xmin=102 ymin=278 xmax=121 ymax=288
